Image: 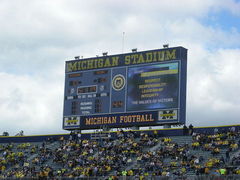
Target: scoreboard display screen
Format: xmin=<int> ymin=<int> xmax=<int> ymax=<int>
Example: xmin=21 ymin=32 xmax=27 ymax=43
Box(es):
xmin=127 ymin=62 xmax=179 ymax=111
xmin=63 ymin=47 xmax=187 ymax=130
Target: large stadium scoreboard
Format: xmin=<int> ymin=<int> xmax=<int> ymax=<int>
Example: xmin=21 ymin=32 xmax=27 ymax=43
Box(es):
xmin=63 ymin=47 xmax=187 ymax=130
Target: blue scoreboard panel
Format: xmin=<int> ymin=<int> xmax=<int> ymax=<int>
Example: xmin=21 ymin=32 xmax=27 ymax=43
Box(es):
xmin=63 ymin=47 xmax=187 ymax=130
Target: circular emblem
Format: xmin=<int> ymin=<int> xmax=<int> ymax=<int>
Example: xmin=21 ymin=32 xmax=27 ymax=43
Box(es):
xmin=99 ymin=85 xmax=105 ymax=91
xmin=112 ymin=74 xmax=125 ymax=91
xmin=70 ymin=88 xmax=75 ymax=94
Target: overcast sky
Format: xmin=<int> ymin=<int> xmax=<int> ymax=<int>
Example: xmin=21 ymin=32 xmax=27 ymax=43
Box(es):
xmin=0 ymin=0 xmax=240 ymax=135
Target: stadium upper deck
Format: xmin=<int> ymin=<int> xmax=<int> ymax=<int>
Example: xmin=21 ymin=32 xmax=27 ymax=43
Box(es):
xmin=0 ymin=124 xmax=239 ymax=143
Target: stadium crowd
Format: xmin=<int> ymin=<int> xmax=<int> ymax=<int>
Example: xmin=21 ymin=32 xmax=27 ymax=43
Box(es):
xmin=1 ymin=126 xmax=240 ymax=179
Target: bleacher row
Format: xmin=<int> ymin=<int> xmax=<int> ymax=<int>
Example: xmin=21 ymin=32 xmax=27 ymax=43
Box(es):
xmin=1 ymin=129 xmax=240 ymax=179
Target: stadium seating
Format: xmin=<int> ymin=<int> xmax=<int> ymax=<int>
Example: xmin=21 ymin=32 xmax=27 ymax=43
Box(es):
xmin=1 ymin=128 xmax=240 ymax=179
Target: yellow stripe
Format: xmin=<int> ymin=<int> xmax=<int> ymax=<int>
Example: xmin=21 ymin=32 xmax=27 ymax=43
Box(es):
xmin=141 ymin=69 xmax=178 ymax=77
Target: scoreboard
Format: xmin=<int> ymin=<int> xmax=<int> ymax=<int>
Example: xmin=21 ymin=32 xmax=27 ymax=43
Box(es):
xmin=63 ymin=47 xmax=187 ymax=130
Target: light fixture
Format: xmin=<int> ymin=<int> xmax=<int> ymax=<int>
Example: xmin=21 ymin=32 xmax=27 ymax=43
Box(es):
xmin=74 ymin=56 xmax=80 ymax=60
xmin=102 ymin=52 xmax=108 ymax=56
xmin=132 ymin=48 xmax=137 ymax=52
xmin=163 ymin=44 xmax=169 ymax=48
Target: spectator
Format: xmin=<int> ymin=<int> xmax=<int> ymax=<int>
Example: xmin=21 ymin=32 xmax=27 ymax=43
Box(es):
xmin=77 ymin=132 xmax=81 ymax=142
xmin=183 ymin=125 xmax=188 ymax=136
xmin=226 ymin=150 xmax=230 ymax=162
xmin=2 ymin=132 xmax=9 ymax=136
xmin=189 ymin=124 xmax=194 ymax=135
xmin=1 ymin=126 xmax=240 ymax=178
xmin=153 ymin=130 xmax=158 ymax=138
xmin=20 ymin=130 xmax=24 ymax=136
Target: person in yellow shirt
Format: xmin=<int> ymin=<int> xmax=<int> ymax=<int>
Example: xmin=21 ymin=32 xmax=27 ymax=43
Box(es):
xmin=204 ymin=167 xmax=210 ymax=174
xmin=219 ymin=168 xmax=226 ymax=175
xmin=181 ymin=167 xmax=186 ymax=174
xmin=1 ymin=165 xmax=6 ymax=172
xmin=144 ymin=172 xmax=149 ymax=177
xmin=235 ymin=169 xmax=240 ymax=174
xmin=139 ymin=174 xmax=144 ymax=180
xmin=170 ymin=161 xmax=177 ymax=167
xmin=153 ymin=130 xmax=158 ymax=138
xmin=127 ymin=169 xmax=134 ymax=176
xmin=212 ymin=147 xmax=220 ymax=155
xmin=192 ymin=142 xmax=200 ymax=149
xmin=121 ymin=170 xmax=127 ymax=176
